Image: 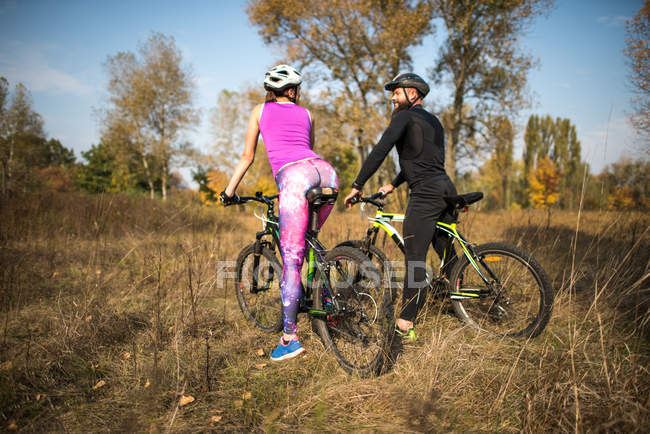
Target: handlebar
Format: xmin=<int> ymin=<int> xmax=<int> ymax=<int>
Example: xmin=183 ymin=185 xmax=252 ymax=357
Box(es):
xmin=349 ymin=192 xmax=385 ymax=208
xmin=221 ymin=191 xmax=278 ymax=207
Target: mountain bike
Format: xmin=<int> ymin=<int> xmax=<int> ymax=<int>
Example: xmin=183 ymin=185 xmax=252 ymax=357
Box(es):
xmin=224 ymin=190 xmax=394 ymax=376
xmin=344 ymin=192 xmax=554 ymax=338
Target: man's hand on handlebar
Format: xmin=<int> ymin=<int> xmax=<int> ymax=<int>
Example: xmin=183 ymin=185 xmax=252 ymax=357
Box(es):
xmin=344 ymin=188 xmax=362 ymax=208
xmin=377 ymin=184 xmax=395 ymax=196
xmin=344 ymin=188 xmax=389 ymax=208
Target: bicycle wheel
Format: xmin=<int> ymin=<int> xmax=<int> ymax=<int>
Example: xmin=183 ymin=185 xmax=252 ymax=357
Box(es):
xmin=334 ymin=240 xmax=398 ymax=296
xmin=449 ymin=242 xmax=553 ymax=338
xmin=234 ymin=243 xmax=283 ymax=332
xmin=312 ymin=246 xmax=394 ymax=377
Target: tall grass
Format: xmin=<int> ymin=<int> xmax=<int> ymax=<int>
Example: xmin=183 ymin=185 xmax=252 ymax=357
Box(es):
xmin=0 ymin=191 xmax=647 ymax=432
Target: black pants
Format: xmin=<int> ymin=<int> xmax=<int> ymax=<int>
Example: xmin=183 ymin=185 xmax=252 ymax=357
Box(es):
xmin=400 ymin=175 xmax=457 ymax=322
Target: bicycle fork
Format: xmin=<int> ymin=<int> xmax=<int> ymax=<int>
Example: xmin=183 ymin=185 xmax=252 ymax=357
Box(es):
xmin=250 ymin=230 xmax=276 ymax=294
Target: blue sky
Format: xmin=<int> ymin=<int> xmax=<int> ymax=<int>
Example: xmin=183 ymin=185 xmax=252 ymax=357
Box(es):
xmin=0 ymin=0 xmax=645 ymax=181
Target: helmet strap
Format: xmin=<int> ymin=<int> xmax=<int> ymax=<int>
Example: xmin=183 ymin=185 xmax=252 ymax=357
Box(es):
xmin=403 ymin=87 xmax=415 ymax=108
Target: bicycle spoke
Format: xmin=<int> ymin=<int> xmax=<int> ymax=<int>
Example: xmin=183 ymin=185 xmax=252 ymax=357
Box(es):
xmin=451 ymin=243 xmax=553 ymax=338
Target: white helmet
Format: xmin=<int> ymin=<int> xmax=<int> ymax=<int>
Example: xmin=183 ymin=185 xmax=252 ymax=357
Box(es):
xmin=264 ymin=64 xmax=302 ymax=91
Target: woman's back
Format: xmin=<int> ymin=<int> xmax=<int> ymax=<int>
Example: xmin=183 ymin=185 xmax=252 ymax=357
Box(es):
xmin=259 ymin=102 xmax=319 ymax=178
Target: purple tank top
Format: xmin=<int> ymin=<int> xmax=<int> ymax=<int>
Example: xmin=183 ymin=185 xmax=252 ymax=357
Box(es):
xmin=259 ymin=102 xmax=320 ymax=178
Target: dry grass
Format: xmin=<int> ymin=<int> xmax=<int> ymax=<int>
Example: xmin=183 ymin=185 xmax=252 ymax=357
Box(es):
xmin=0 ymin=191 xmax=648 ymax=432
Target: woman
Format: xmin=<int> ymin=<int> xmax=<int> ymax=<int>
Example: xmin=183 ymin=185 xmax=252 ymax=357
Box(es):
xmin=221 ymin=64 xmax=338 ymax=361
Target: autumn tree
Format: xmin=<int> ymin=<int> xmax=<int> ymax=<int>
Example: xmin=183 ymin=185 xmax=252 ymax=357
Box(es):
xmin=528 ymin=156 xmax=561 ymax=228
xmin=479 ymin=116 xmax=515 ymax=209
xmin=624 ymin=1 xmax=649 ymax=142
xmin=101 ymin=33 xmax=198 ymax=200
xmin=429 ymin=0 xmax=553 ymax=180
xmin=247 ymin=0 xmax=432 ymax=191
xmin=523 ymin=114 xmax=582 ymax=208
xmin=600 ymin=158 xmax=649 ymax=210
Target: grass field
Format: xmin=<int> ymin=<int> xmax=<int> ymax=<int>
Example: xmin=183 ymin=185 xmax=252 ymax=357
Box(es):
xmin=0 ymin=191 xmax=648 ymax=432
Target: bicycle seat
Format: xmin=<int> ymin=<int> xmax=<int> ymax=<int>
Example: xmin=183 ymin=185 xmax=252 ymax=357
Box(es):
xmin=305 ymin=187 xmax=338 ymax=206
xmin=443 ymin=192 xmax=483 ymax=209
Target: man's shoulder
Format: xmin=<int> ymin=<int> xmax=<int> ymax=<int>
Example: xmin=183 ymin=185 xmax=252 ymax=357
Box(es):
xmin=411 ymin=106 xmax=441 ymax=125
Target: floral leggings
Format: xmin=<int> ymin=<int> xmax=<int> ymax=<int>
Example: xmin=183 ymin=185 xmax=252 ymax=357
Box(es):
xmin=275 ymin=158 xmax=338 ymax=335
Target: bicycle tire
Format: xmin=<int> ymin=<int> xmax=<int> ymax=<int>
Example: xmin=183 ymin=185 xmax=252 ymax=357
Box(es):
xmin=234 ymin=243 xmax=283 ymax=332
xmin=312 ymin=246 xmax=394 ymax=377
xmin=334 ymin=240 xmax=398 ymax=296
xmin=449 ymin=242 xmax=553 ymax=338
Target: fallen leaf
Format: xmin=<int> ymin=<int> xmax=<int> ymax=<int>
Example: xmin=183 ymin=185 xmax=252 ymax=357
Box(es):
xmin=179 ymin=395 xmax=195 ymax=407
xmin=256 ymin=348 xmax=265 ymax=356
xmin=255 ymin=363 xmax=267 ymax=369
xmin=210 ymin=415 xmax=222 ymax=424
xmin=242 ymin=391 xmax=252 ymax=400
xmin=51 ymin=271 xmax=59 ymax=278
xmin=7 ymin=420 xmax=17 ymax=431
xmin=92 ymin=380 xmax=106 ymax=390
xmin=144 ymin=379 xmax=150 ymax=388
xmin=122 ymin=352 xmax=131 ymax=360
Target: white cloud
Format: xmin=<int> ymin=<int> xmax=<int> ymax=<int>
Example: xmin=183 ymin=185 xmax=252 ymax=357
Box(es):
xmin=597 ymin=15 xmax=629 ymax=28
xmin=0 ymin=40 xmax=93 ymax=95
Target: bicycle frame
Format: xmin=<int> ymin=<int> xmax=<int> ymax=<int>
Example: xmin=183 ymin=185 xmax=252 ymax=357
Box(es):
xmin=363 ymin=207 xmax=497 ymax=300
xmin=246 ymin=194 xmax=339 ymax=317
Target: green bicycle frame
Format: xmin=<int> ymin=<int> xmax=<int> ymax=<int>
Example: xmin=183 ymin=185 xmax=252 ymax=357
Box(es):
xmin=368 ymin=210 xmax=493 ymax=299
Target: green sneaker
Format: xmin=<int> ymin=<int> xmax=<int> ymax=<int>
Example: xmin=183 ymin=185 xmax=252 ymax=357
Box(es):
xmin=395 ymin=323 xmax=417 ymax=343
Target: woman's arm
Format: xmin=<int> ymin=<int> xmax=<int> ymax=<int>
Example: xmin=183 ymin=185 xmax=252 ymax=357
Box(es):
xmin=224 ymin=104 xmax=262 ymax=196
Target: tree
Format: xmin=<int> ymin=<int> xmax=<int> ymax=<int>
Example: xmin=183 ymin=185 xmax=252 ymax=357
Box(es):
xmin=600 ymin=158 xmax=649 ymax=210
xmin=207 ymin=85 xmax=277 ymax=198
xmin=477 ymin=116 xmax=515 ymax=209
xmin=624 ymin=1 xmax=650 ymax=143
xmin=209 ymin=89 xmax=257 ymax=171
xmin=247 ymin=0 xmax=432 ymax=191
xmin=0 ymin=80 xmax=46 ymax=195
xmin=523 ymin=114 xmax=582 ymax=208
xmin=101 ymin=33 xmax=198 ymax=200
xmin=429 ymin=0 xmax=553 ymax=180
xmin=528 ymin=156 xmax=561 ymax=227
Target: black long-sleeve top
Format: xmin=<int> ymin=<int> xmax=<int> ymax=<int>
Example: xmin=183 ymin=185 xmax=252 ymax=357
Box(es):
xmin=352 ymin=105 xmax=447 ymax=192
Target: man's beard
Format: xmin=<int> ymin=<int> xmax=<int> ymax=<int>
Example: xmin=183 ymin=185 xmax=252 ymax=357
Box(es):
xmin=392 ymin=99 xmax=409 ymax=115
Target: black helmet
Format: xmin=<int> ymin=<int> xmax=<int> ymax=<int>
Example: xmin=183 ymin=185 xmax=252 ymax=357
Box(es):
xmin=384 ymin=73 xmax=429 ymax=98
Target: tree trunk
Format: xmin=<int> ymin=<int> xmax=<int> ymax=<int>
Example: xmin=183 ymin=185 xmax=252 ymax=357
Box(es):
xmin=1 ymin=161 xmax=6 ymax=196
xmin=6 ymin=136 xmax=14 ymax=193
xmin=161 ymin=161 xmax=167 ymax=201
xmin=448 ymin=84 xmax=465 ymax=182
xmin=141 ymin=153 xmax=155 ymax=199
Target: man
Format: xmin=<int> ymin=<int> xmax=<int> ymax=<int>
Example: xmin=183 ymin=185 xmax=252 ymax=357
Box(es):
xmin=344 ymin=72 xmax=457 ymax=341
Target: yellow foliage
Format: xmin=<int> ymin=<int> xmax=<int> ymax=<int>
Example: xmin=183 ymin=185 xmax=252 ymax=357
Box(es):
xmin=200 ymin=169 xmax=229 ymax=205
xmin=528 ymin=156 xmax=562 ymax=210
xmin=607 ymin=186 xmax=634 ymax=210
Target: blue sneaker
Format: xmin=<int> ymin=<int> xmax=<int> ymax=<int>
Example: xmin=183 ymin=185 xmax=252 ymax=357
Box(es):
xmin=270 ymin=336 xmax=305 ymax=361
